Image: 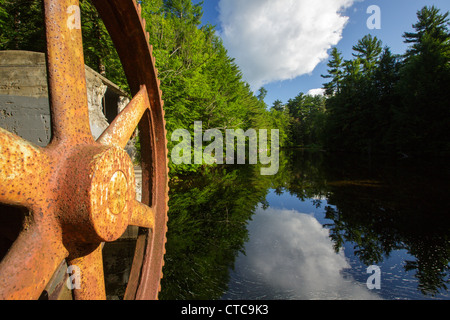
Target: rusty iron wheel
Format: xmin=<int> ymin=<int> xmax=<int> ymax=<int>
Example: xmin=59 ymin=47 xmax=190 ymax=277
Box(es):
xmin=0 ymin=0 xmax=169 ymax=300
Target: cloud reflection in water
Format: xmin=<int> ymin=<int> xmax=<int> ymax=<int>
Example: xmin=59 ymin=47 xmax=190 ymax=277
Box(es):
xmin=224 ymin=206 xmax=382 ymax=300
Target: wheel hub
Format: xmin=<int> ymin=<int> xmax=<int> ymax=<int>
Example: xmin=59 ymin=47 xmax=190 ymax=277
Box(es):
xmin=61 ymin=146 xmax=136 ymax=244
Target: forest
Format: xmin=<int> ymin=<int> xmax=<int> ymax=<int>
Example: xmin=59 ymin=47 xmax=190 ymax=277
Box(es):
xmin=298 ymin=5 xmax=450 ymax=158
xmin=1 ymin=1 xmax=449 ymax=172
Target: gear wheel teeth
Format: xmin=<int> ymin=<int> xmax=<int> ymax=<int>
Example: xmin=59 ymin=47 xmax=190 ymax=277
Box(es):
xmin=130 ymin=0 xmax=169 ymax=299
xmin=133 ymin=0 xmax=149 ymax=41
xmin=133 ymin=0 xmax=141 ymax=14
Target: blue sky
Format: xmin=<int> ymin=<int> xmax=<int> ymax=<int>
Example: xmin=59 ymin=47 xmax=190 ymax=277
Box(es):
xmin=196 ymin=0 xmax=450 ymax=107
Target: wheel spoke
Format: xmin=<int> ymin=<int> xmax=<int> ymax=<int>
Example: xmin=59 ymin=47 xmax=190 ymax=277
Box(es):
xmin=68 ymin=245 xmax=106 ymax=300
xmin=0 ymin=0 xmax=169 ymax=301
xmin=129 ymin=200 xmax=155 ymax=230
xmin=97 ymin=85 xmax=150 ymax=149
xmin=43 ymin=0 xmax=92 ymax=144
xmin=123 ymin=233 xmax=147 ymax=300
xmin=0 ymin=127 xmax=49 ymax=207
xmin=0 ymin=222 xmax=68 ymax=300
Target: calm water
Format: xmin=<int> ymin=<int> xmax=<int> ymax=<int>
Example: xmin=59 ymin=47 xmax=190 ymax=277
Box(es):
xmin=159 ymin=150 xmax=450 ymax=300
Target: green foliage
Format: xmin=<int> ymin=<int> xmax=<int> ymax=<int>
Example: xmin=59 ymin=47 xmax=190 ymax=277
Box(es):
xmin=269 ymin=104 xmax=290 ymax=148
xmin=286 ymin=93 xmax=326 ymax=148
xmin=79 ymin=0 xmax=128 ymax=91
xmin=316 ymin=5 xmax=450 ymax=157
xmin=0 ymin=0 xmax=128 ymax=91
xmin=396 ymin=6 xmax=450 ymax=156
xmin=352 ymin=34 xmax=383 ymax=73
xmin=0 ymin=0 xmax=289 ymax=174
xmin=403 ymin=6 xmax=450 ymax=59
xmin=322 ymin=47 xmax=344 ymax=96
xmin=140 ymin=0 xmax=287 ymax=172
xmin=0 ymin=0 xmax=46 ymax=52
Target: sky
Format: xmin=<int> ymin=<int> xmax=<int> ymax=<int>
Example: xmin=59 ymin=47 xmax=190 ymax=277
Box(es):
xmin=196 ymin=0 xmax=450 ymax=107
xmin=226 ymin=205 xmax=381 ymax=300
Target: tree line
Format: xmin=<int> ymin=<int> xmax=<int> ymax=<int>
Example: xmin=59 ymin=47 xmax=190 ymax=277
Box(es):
xmin=0 ymin=0 xmax=288 ymax=174
xmin=281 ymin=5 xmax=450 ymax=158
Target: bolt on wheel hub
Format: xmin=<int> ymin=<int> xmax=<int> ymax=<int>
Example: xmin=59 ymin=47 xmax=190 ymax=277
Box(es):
xmin=108 ymin=171 xmax=128 ymax=216
xmin=88 ymin=147 xmax=136 ymax=243
xmin=61 ymin=146 xmax=136 ymax=244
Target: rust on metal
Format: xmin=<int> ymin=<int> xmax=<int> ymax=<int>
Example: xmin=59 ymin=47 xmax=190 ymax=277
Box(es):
xmin=0 ymin=0 xmax=169 ymax=300
xmin=44 ymin=0 xmax=94 ymax=146
xmin=98 ymin=85 xmax=151 ymax=149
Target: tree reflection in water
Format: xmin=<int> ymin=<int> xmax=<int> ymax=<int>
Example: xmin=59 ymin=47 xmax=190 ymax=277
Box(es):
xmin=160 ymin=150 xmax=450 ymax=300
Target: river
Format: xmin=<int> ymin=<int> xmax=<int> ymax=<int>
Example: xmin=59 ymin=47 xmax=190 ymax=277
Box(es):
xmin=156 ymin=149 xmax=450 ymax=300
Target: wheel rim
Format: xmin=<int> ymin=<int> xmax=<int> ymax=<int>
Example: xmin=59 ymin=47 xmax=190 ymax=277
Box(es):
xmin=0 ymin=0 xmax=168 ymax=300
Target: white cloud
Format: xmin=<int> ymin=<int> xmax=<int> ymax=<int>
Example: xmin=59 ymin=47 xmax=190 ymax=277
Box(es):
xmin=218 ymin=0 xmax=356 ymax=90
xmin=307 ymin=88 xmax=326 ymax=96
xmin=226 ymin=206 xmax=381 ymax=300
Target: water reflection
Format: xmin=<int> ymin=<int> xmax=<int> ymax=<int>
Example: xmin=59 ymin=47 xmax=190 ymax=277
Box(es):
xmin=160 ymin=150 xmax=450 ymax=300
xmin=223 ymin=206 xmax=381 ymax=300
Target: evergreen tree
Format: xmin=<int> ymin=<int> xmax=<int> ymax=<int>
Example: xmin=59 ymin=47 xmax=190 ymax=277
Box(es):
xmin=321 ymin=47 xmax=344 ymax=96
xmin=398 ymin=6 xmax=450 ymax=156
xmin=0 ymin=0 xmax=45 ymax=52
xmin=372 ymin=47 xmax=402 ymax=153
xmin=163 ymin=0 xmax=203 ymax=25
xmin=403 ymin=6 xmax=450 ymax=59
xmin=286 ymin=93 xmax=326 ymax=148
xmin=271 ymin=99 xmax=284 ymax=112
xmin=352 ymin=34 xmax=383 ymax=74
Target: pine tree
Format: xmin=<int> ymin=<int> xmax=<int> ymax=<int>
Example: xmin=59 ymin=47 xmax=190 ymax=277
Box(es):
xmin=403 ymin=6 xmax=450 ymax=59
xmin=352 ymin=34 xmax=383 ymax=74
xmin=0 ymin=0 xmax=45 ymax=52
xmin=321 ymin=47 xmax=344 ymax=96
xmin=398 ymin=6 xmax=450 ymax=156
